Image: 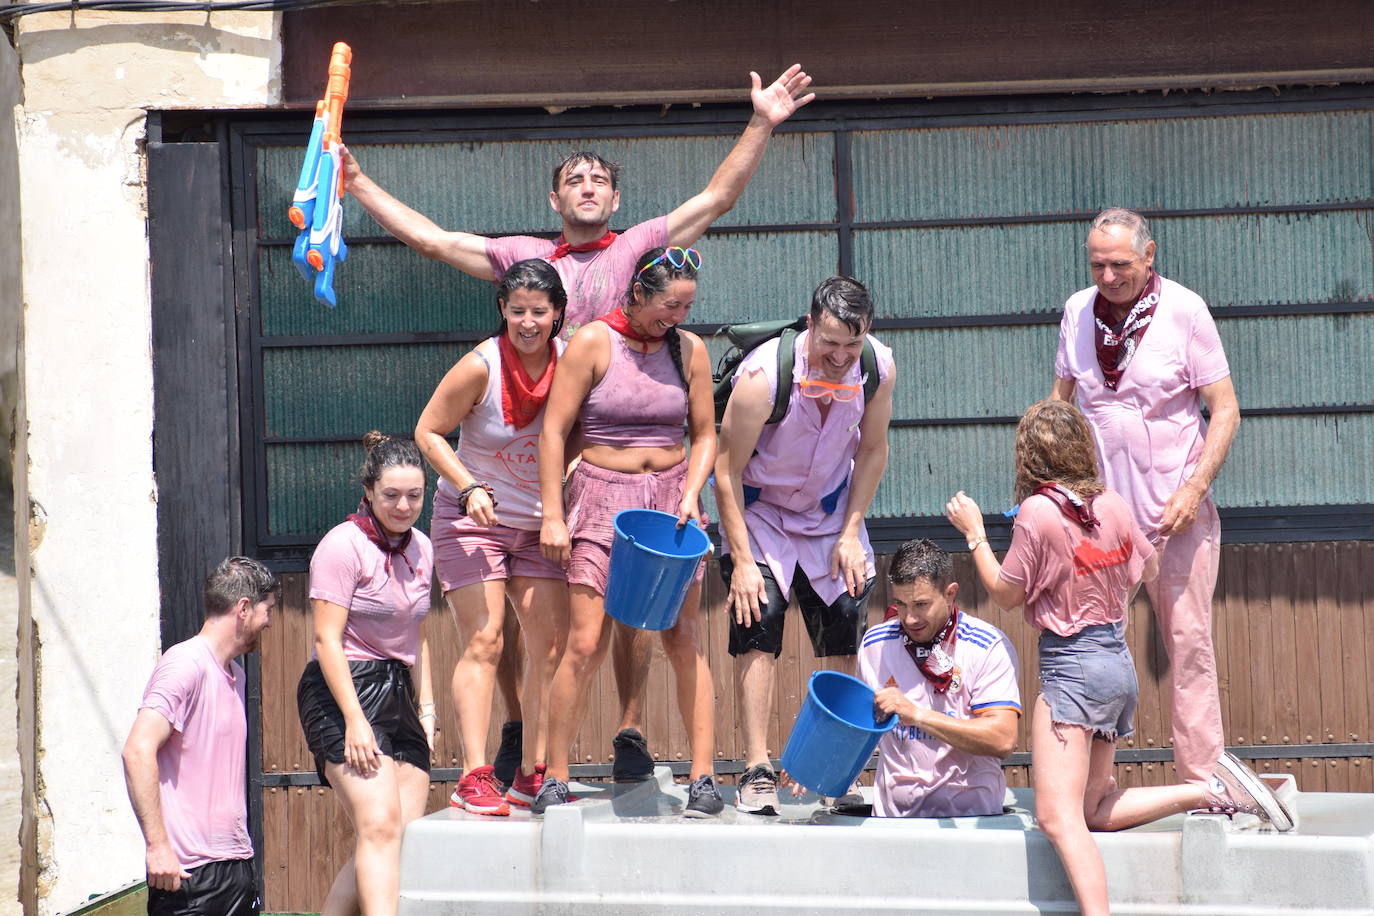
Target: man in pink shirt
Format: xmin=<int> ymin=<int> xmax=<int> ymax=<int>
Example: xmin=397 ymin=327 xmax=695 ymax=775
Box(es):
xmin=860 ymin=540 xmax=1021 ymax=818
xmin=122 ymin=557 xmax=280 ymax=916
xmin=1050 ymin=207 xmax=1241 ymax=786
xmin=715 ymin=276 xmax=897 ymax=814
xmin=342 ymin=65 xmax=815 ymax=782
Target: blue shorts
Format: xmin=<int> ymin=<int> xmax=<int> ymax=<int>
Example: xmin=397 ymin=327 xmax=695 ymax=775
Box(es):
xmin=1038 ymin=623 xmax=1136 ymax=741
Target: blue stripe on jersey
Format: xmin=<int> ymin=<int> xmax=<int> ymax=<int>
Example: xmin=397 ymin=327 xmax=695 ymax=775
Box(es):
xmin=956 ymin=626 xmax=994 ymax=648
xmin=971 ymin=700 xmax=1022 ymax=712
xmin=862 ymin=621 xmax=902 ymax=647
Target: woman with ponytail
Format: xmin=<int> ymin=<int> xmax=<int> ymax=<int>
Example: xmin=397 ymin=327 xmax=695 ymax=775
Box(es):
xmin=296 ymin=433 xmax=434 ymax=916
xmin=534 ymin=246 xmax=722 ymax=818
xmin=415 ymin=258 xmax=570 ymax=816
xmin=944 ymin=399 xmax=1291 ymax=916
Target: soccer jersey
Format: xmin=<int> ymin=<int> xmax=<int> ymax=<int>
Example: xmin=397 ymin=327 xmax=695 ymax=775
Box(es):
xmin=485 ymin=216 xmax=669 ymax=340
xmin=139 ymin=635 xmax=252 ymax=868
xmin=857 ymin=613 xmax=1021 ymax=818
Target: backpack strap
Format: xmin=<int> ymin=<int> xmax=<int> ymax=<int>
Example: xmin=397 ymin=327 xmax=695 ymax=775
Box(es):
xmin=767 ymin=327 xmax=799 ymax=425
xmin=861 ymin=338 xmax=879 ymax=405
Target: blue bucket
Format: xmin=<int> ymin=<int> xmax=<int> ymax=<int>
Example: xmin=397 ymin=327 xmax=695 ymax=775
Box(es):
xmin=604 ymin=509 xmax=712 ymax=631
xmin=780 ymin=670 xmax=897 ymax=798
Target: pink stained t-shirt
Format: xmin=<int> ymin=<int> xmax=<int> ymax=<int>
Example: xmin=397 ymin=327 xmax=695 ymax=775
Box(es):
xmin=309 ymin=521 xmax=434 ymax=666
xmin=721 ymin=329 xmax=895 ymax=605
xmin=485 ymin=216 xmax=670 ymax=341
xmin=138 ymin=635 xmax=253 ymax=868
xmin=1054 ymin=276 xmax=1231 ymax=535
xmin=858 ymin=614 xmax=1022 ymax=818
xmin=999 ymin=489 xmax=1156 ymax=637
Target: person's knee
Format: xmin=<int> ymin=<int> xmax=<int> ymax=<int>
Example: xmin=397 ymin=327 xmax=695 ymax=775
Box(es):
xmin=461 ymin=627 xmax=504 ymax=666
xmin=354 ymin=803 xmax=404 ymax=846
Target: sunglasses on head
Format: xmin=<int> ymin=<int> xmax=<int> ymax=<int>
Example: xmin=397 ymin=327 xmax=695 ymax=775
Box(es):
xmin=637 ymin=247 xmax=702 ymax=277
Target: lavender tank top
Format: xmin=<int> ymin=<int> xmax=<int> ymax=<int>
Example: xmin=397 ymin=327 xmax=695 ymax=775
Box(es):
xmin=581 ymin=329 xmax=687 ymax=448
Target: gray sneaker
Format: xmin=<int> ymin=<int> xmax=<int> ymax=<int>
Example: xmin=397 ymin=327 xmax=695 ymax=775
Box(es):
xmin=1206 ymin=751 xmax=1294 ymax=831
xmin=736 ymin=764 xmax=779 ymax=816
xmin=685 ymin=775 xmax=724 ymax=818
xmin=531 ymin=776 xmax=571 ymax=815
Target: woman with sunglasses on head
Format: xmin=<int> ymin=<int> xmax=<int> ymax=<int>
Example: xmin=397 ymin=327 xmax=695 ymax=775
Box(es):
xmin=944 ymin=399 xmax=1291 ymax=916
xmin=414 ymin=259 xmax=571 ymax=817
xmin=534 ymin=246 xmax=722 ymax=817
xmin=296 ymin=432 xmax=434 ymax=916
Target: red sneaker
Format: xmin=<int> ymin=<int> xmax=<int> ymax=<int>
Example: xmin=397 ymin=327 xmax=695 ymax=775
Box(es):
xmin=449 ymin=764 xmax=511 ymax=816
xmin=506 ymin=764 xmax=547 ymax=808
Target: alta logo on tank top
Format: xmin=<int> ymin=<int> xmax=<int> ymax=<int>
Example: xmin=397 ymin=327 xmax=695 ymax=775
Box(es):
xmin=493 ymin=434 xmax=539 ymax=485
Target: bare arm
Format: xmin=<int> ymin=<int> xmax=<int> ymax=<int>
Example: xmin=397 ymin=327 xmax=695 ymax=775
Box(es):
xmin=412 ymin=631 xmax=435 ymax=752
xmin=714 ymin=370 xmax=772 ymax=623
xmin=872 ymin=693 xmax=1019 ymax=759
xmin=676 ymin=332 xmax=718 ymax=526
xmin=538 ymin=326 xmax=605 ymax=565
xmin=1158 ymin=375 xmax=1239 ymax=536
xmin=665 ymin=66 xmax=815 ymax=247
xmin=122 ymin=709 xmax=191 ymax=891
xmin=830 ymin=364 xmax=896 ymax=595
xmin=1050 ymin=376 xmax=1076 ymax=402
xmin=945 ymin=491 xmax=1027 ymax=611
xmin=341 ymin=146 xmax=495 ymax=280
xmin=312 ymin=598 xmax=382 ymax=774
xmin=414 ymin=350 xmax=498 ymax=525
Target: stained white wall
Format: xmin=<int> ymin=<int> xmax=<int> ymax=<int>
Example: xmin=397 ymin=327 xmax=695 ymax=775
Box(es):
xmin=9 ymin=12 xmax=280 ymax=913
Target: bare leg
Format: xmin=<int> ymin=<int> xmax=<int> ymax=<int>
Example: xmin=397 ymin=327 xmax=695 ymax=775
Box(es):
xmin=446 ymin=580 xmax=508 ymax=769
xmin=1031 ymin=696 xmax=1111 ymax=916
xmin=658 ymin=582 xmax=714 ymax=778
xmin=612 ymin=623 xmax=653 ymax=732
xmin=734 ymin=649 xmax=776 ymax=768
xmin=507 ymin=576 xmax=569 ymax=774
xmin=495 ymin=600 xmax=524 ymax=726
xmin=543 ymin=585 xmax=613 ymax=781
xmin=319 ymin=857 xmax=359 ymax=916
xmin=1083 ymin=735 xmax=1206 ymax=831
xmin=323 ymin=759 xmax=407 ymax=916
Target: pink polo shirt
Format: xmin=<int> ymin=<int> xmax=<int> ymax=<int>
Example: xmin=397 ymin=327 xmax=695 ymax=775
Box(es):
xmin=858 ymin=614 xmax=1021 ymax=818
xmin=485 ymin=216 xmax=669 ymax=340
xmin=309 ymin=521 xmax=434 ymax=666
xmin=721 ymin=329 xmax=894 ymax=605
xmin=139 ymin=635 xmax=253 ymax=868
xmin=999 ymin=490 xmax=1155 ymax=637
xmin=1054 ymin=277 xmax=1231 ymax=535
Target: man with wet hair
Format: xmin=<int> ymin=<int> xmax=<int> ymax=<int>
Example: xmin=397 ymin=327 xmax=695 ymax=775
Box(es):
xmin=1051 ymin=207 xmax=1240 ymax=788
xmin=343 ymin=66 xmax=814 ymax=785
xmin=858 ymin=539 xmax=1021 ymax=818
xmin=122 ymin=557 xmax=281 ymax=916
xmin=715 ymin=275 xmax=897 ymax=815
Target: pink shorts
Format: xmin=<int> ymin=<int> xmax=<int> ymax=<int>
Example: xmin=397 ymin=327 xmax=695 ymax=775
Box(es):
xmin=564 ymin=459 xmax=706 ymax=597
xmin=431 ymin=492 xmax=565 ymax=592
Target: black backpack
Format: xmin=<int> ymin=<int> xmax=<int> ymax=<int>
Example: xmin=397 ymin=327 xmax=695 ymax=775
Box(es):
xmin=712 ymin=317 xmax=878 ymax=424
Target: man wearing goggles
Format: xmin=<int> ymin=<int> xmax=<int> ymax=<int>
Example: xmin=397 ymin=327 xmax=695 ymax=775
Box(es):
xmin=714 ymin=276 xmax=897 ymax=815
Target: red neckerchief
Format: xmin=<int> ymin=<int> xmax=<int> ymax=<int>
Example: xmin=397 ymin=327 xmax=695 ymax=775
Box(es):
xmin=1034 ymin=483 xmax=1100 ymax=530
xmin=1092 ymin=271 xmax=1161 ymax=390
xmin=597 ymin=307 xmax=663 ymax=350
xmin=548 ymin=230 xmax=617 ymax=261
xmin=898 ymin=602 xmax=961 ymax=694
xmin=347 ymin=498 xmax=415 ymax=575
xmin=497 ymin=334 xmax=557 ymax=430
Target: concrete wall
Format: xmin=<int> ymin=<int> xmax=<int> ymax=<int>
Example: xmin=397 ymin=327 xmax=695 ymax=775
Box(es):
xmin=8 ymin=12 xmax=279 ymax=913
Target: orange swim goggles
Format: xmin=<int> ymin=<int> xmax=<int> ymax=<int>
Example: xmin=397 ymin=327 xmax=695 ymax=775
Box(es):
xmin=798 ymin=376 xmax=862 ymax=401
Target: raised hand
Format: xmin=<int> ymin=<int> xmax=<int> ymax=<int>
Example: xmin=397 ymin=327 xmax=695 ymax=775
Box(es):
xmin=750 ymin=64 xmax=815 ymax=127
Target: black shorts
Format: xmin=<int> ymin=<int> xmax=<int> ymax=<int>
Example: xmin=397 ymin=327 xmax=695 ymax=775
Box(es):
xmin=296 ymin=658 xmax=432 ymax=785
xmin=147 ymin=858 xmax=258 ymax=916
xmin=721 ymin=555 xmax=874 ymax=659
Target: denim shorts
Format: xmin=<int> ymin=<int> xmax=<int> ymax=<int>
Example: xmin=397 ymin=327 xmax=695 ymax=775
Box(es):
xmin=1038 ymin=622 xmax=1137 ymax=741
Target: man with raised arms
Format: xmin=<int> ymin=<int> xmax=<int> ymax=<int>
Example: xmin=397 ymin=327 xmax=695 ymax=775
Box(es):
xmin=859 ymin=539 xmax=1021 ymax=818
xmin=342 ymin=65 xmax=815 ymax=784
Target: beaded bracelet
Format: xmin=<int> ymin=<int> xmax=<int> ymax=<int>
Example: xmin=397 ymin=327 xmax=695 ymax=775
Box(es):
xmin=457 ymin=482 xmax=497 ymax=515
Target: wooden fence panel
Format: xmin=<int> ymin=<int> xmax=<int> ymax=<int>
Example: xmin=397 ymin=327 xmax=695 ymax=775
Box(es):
xmin=258 ymin=540 xmax=1374 ymax=912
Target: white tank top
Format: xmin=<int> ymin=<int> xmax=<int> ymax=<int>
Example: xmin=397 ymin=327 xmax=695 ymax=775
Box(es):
xmin=438 ymin=337 xmax=562 ymax=530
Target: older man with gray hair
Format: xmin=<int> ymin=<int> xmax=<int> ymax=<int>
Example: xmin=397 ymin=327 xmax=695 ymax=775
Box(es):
xmin=1050 ymin=208 xmax=1241 ymax=788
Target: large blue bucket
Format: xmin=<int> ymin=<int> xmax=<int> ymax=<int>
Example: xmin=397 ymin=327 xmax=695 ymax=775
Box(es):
xmin=604 ymin=509 xmax=712 ymax=631
xmin=780 ymin=670 xmax=897 ymax=798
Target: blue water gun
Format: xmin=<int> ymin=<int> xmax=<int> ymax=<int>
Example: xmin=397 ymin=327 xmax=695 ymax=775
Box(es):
xmin=289 ymin=42 xmax=352 ymax=307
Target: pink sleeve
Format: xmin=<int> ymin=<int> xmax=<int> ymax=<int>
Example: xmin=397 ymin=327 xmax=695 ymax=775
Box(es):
xmin=309 ymin=528 xmax=362 ymax=609
xmin=140 ymin=650 xmax=199 ymax=733
xmin=485 ymin=235 xmax=555 ymax=279
xmin=1185 ymin=304 xmax=1230 ymax=388
xmin=969 ymin=636 xmax=1021 ymax=712
xmin=620 ymin=215 xmax=669 ymax=255
xmin=1054 ymin=306 xmax=1074 ymax=380
xmin=998 ymin=505 xmax=1044 ymax=591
